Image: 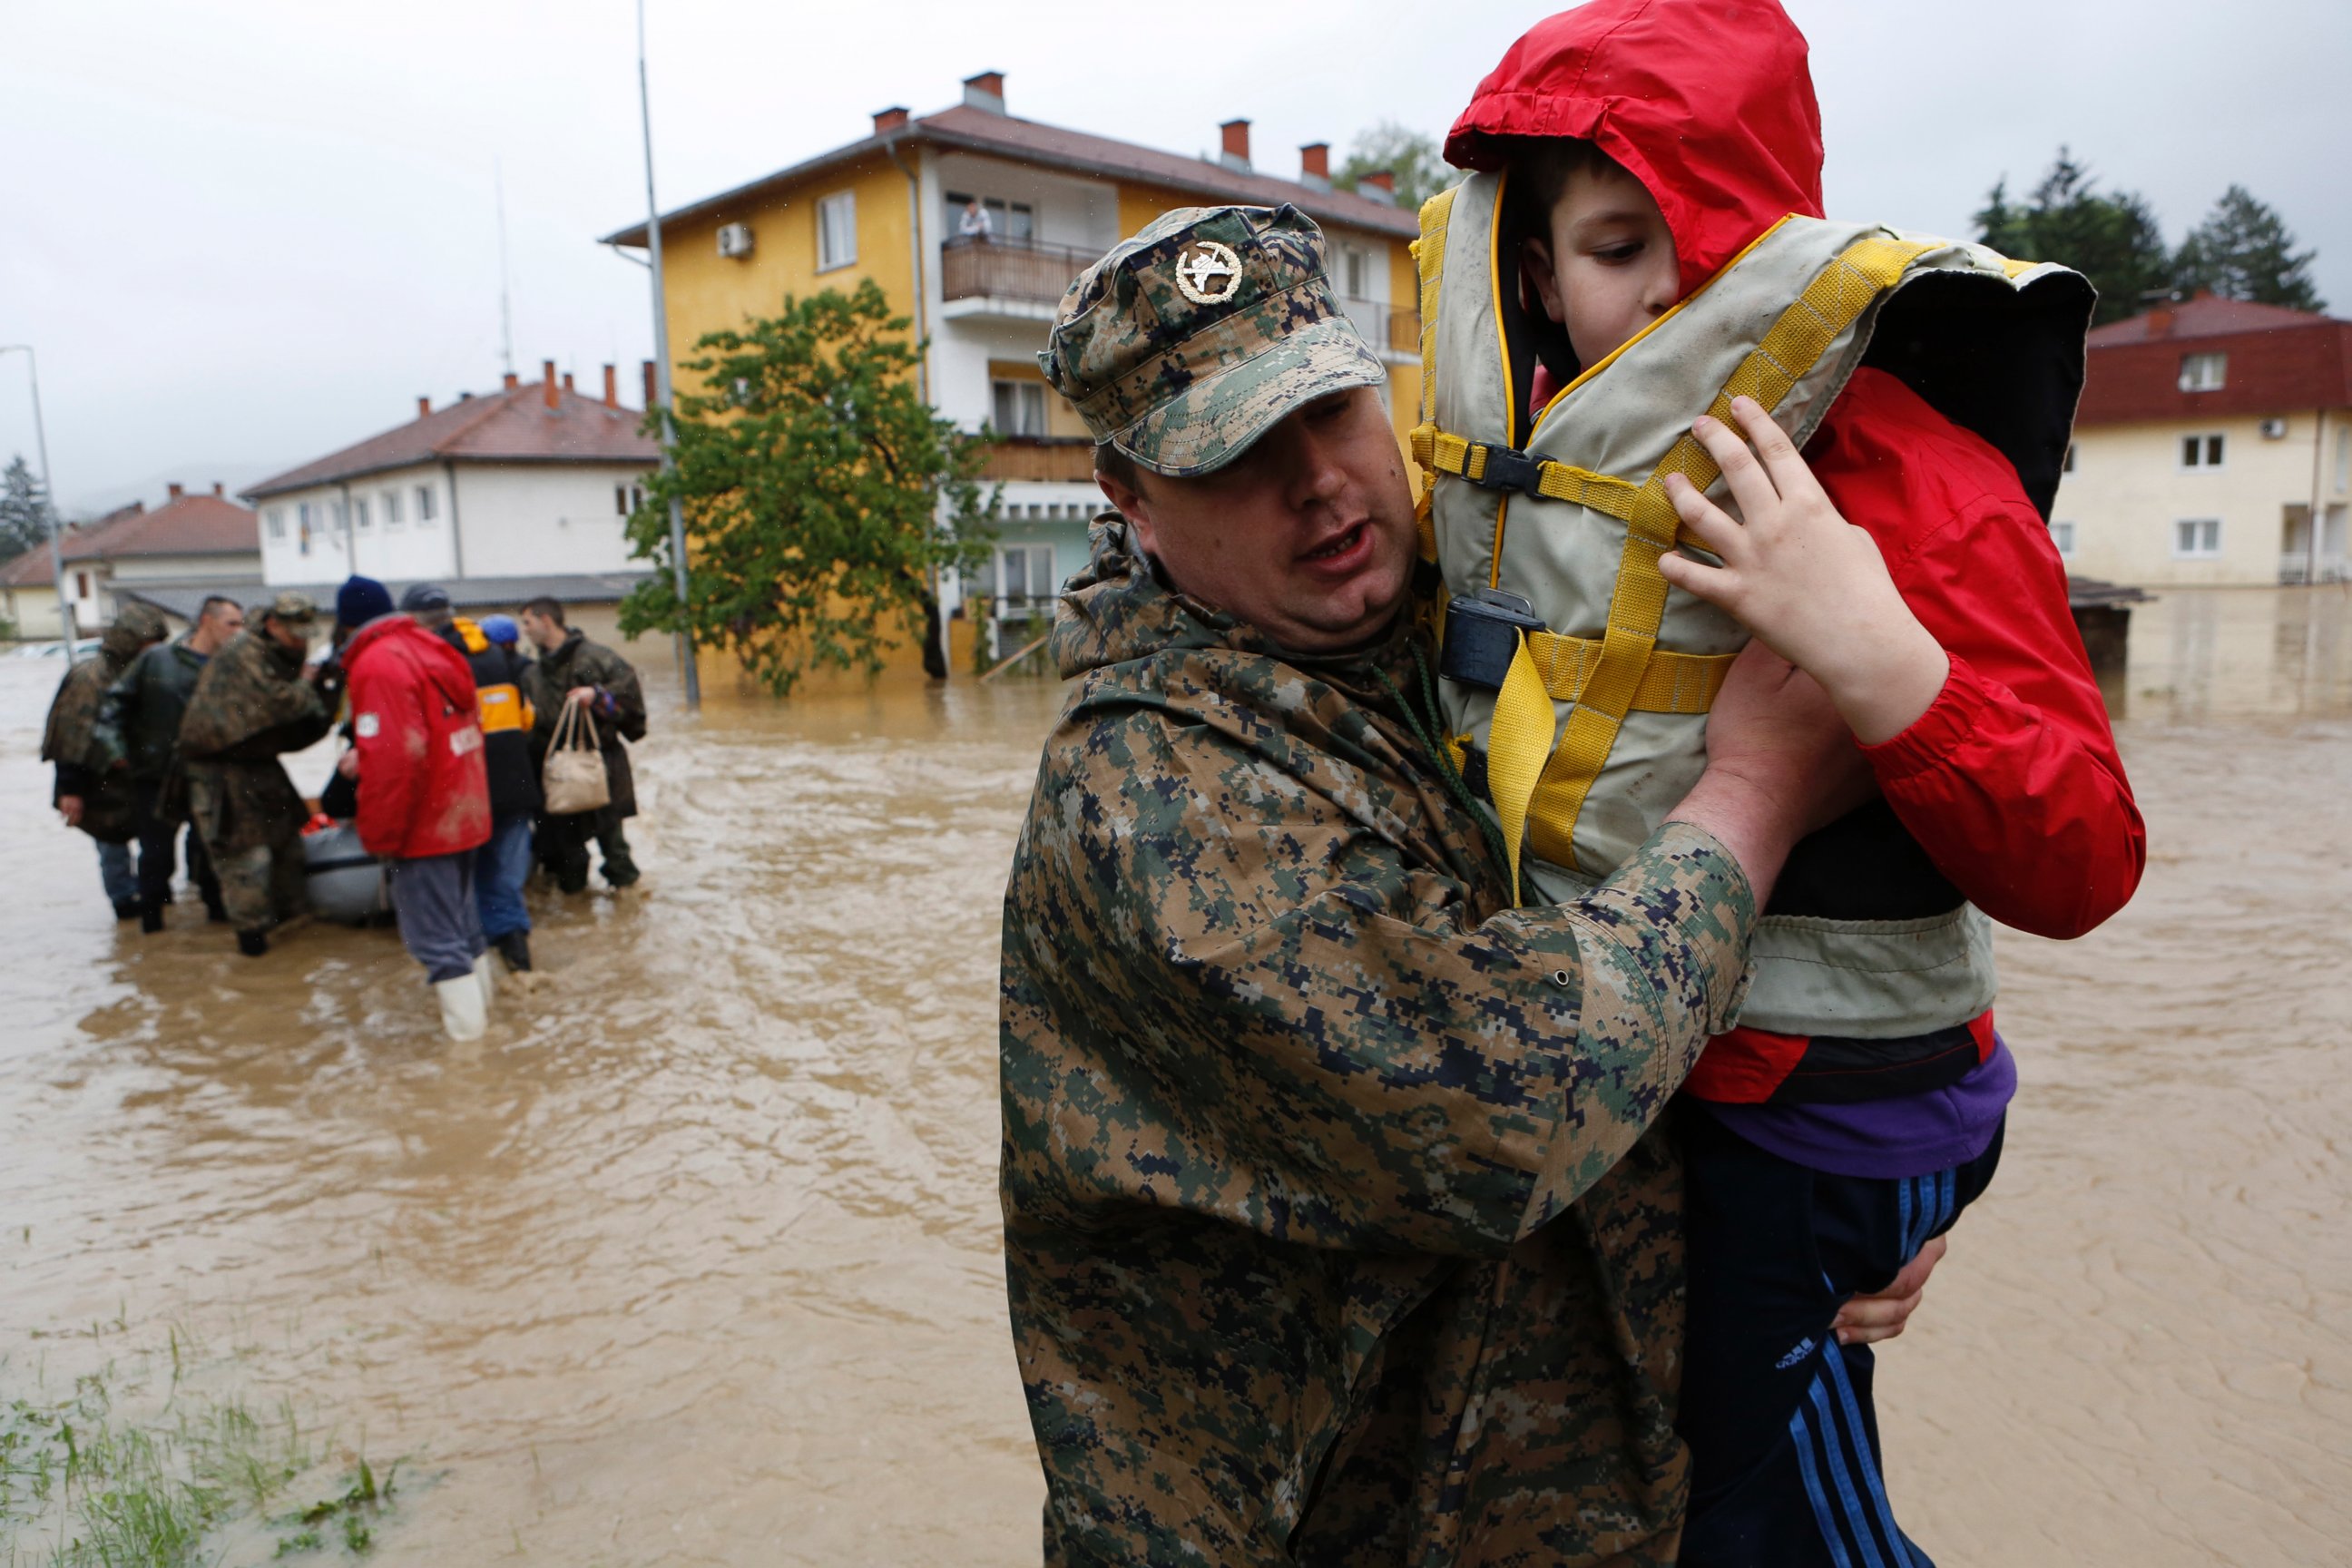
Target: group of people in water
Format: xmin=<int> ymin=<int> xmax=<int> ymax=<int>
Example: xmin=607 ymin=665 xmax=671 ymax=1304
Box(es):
xmin=41 ymin=577 xmax=649 ymax=1041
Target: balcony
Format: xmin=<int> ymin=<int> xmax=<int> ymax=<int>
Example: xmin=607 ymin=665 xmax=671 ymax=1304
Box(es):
xmin=939 ymin=234 xmax=1098 ymax=322
xmin=1340 ymin=298 xmax=1422 ymax=362
xmin=975 ymin=435 xmax=1096 ymax=484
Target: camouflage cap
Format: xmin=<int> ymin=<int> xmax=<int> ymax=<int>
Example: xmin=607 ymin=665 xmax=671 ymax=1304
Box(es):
xmin=1038 ymin=205 xmax=1387 ymax=478
xmin=112 ymin=602 xmax=169 ymax=642
xmin=262 ymin=590 xmax=318 ymax=626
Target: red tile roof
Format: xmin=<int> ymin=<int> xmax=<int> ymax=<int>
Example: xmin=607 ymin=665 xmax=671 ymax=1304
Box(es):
xmin=246 ymin=381 xmax=658 ymax=499
xmin=2075 ymin=298 xmax=2352 ymax=427
xmin=602 ymin=103 xmax=1421 ymax=249
xmin=0 ymin=493 xmax=259 ymax=586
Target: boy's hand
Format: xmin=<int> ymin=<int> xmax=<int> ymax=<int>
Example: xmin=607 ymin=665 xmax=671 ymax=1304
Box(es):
xmin=1834 ymin=1234 xmax=1947 ymax=1347
xmin=1656 ymin=396 xmax=1949 ymax=746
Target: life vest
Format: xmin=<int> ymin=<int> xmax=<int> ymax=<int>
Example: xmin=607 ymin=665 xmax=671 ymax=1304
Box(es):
xmin=1411 ymin=172 xmax=2092 ymax=1038
xmin=450 ymin=616 xmax=533 ymax=737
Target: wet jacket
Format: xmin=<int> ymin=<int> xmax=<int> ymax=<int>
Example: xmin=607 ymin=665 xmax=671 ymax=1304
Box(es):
xmin=524 ymin=629 xmax=645 ymax=820
xmin=178 ymin=628 xmax=338 ymax=858
xmin=93 ymin=635 xmax=211 ymax=782
xmin=1000 ymin=523 xmax=1759 ymax=1566
xmin=439 ymin=617 xmax=541 ymax=821
xmin=40 ymin=607 xmax=166 ymax=842
xmin=344 ymin=613 xmax=493 ymax=861
xmin=1448 ymin=0 xmax=2143 ymax=1100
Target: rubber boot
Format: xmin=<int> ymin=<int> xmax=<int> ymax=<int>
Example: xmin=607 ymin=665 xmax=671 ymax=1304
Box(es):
xmin=473 ymin=950 xmax=497 ymax=1009
xmin=113 ymin=897 xmax=142 ymax=922
xmin=236 ymin=928 xmax=269 ymax=958
xmin=140 ymin=902 xmax=166 ymax=935
xmin=436 ymin=975 xmax=487 ymax=1042
xmin=495 ymin=930 xmax=532 ymax=974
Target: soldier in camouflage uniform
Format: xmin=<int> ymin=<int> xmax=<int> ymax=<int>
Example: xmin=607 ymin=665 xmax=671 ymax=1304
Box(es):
xmin=41 ymin=603 xmax=169 ymax=916
xmin=178 ymin=592 xmax=342 ymax=956
xmin=1000 ymin=206 xmax=1931 ymax=1566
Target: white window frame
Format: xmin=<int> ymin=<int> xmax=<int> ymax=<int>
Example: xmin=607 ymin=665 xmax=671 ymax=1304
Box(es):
xmin=2179 ymin=352 xmax=2227 ymax=392
xmin=817 ymin=190 xmax=858 ymax=272
xmin=383 ymin=488 xmax=404 ymax=529
xmin=2172 ymin=517 xmax=2222 ymax=559
xmin=991 ymin=378 xmax=1047 ymax=437
xmin=416 ymin=484 xmax=437 ymax=524
xmin=2179 ymin=433 xmax=2226 ymax=471
xmin=265 ymin=507 xmax=286 ymax=542
xmin=2049 ymin=520 xmax=2076 ymax=555
xmin=993 ymin=542 xmax=1054 ymax=602
xmin=353 ymin=496 xmax=370 ymax=531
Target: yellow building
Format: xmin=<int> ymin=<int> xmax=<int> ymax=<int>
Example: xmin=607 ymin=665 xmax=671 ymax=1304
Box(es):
xmin=2053 ymin=293 xmax=2352 ymax=587
xmin=602 ymin=71 xmax=1422 ymax=676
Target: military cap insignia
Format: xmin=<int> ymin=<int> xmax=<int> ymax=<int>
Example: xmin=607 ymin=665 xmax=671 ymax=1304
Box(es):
xmin=1173 ymin=240 xmax=1243 ymax=305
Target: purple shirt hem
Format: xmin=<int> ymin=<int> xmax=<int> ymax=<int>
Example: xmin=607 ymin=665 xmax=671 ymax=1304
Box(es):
xmin=1697 ymin=1038 xmax=2016 ymax=1180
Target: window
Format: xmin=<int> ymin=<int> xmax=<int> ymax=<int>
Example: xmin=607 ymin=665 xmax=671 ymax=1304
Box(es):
xmin=296 ymin=503 xmax=313 ymax=556
xmin=992 ymin=379 xmax=1047 ymax=436
xmin=74 ymin=571 xmax=90 ymax=599
xmin=2179 ymin=352 xmax=2227 ymax=392
xmin=615 ymin=484 xmax=647 ymax=515
xmin=1341 ymin=244 xmax=1369 ymax=299
xmin=383 ymin=488 xmax=404 ymax=528
xmin=2062 ymin=442 xmax=2077 ymax=474
xmin=2173 ymin=517 xmax=2221 ymax=558
xmin=265 ymin=507 xmax=286 ymax=542
xmin=993 ymin=543 xmax=1054 ymax=602
xmin=416 ymin=484 xmax=437 ymax=524
xmin=353 ymin=496 xmax=370 ymax=531
xmin=2180 ymin=433 xmax=2225 ymax=470
xmin=944 ymin=192 xmax=1033 ymax=241
xmin=2337 ymin=428 xmax=2349 ymax=493
xmin=2050 ymin=520 xmax=2076 ymax=555
xmin=817 ymin=191 xmax=857 ymax=270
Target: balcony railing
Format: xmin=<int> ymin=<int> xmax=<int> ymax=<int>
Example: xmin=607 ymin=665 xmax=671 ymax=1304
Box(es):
xmin=976 ymin=436 xmax=1096 ymax=484
xmin=941 ymin=234 xmax=1098 ymax=309
xmin=1341 ymin=297 xmax=1421 ymax=358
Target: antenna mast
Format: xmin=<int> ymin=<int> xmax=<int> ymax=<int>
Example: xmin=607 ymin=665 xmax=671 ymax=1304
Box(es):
xmin=495 ymin=158 xmax=515 ymax=377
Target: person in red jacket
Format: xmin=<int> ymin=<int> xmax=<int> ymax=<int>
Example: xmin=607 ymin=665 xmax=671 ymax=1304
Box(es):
xmin=1446 ymin=3 xmax=2146 ymax=1563
xmin=336 ymin=575 xmax=496 ymax=1042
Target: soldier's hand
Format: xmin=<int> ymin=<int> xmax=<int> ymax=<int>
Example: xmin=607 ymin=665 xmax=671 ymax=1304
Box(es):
xmin=58 ymin=795 xmax=83 ymax=828
xmin=565 ymin=685 xmax=597 ymax=709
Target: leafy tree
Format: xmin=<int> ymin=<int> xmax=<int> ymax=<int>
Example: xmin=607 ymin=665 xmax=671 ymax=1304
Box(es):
xmin=0 ymin=454 xmax=55 ymax=562
xmin=1975 ymin=150 xmax=2173 ymax=325
xmin=2174 ymin=185 xmax=2325 ymax=312
xmin=619 ymin=279 xmax=996 ymax=696
xmin=1335 ymin=121 xmax=1452 ymax=214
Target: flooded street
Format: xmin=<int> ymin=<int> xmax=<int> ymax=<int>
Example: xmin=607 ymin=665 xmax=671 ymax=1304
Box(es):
xmin=4 ymin=585 xmax=2348 ymax=1565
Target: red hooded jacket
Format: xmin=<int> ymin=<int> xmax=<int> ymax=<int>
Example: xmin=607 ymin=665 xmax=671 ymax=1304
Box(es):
xmin=1450 ymin=0 xmax=2146 ymax=1100
xmin=344 ymin=614 xmax=494 ymax=861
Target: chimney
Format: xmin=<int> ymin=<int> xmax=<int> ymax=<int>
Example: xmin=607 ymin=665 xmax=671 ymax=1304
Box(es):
xmin=962 ymin=71 xmax=1004 ymax=114
xmin=562 ymin=371 xmax=575 ymax=392
xmin=543 ymin=359 xmax=559 ymax=409
xmin=504 ymin=371 xmax=520 ymax=391
xmin=417 ymin=395 xmax=432 ymax=416
xmin=603 ymin=363 xmax=618 ymax=407
xmin=211 ymin=482 xmax=223 ymax=497
xmin=2147 ymin=301 xmax=2176 ymax=338
xmin=1220 ymin=119 xmax=1251 ymax=172
xmin=1298 ymin=142 xmax=1331 ymax=191
xmin=873 ymin=106 xmax=910 ymax=135
xmin=167 ymin=482 xmax=183 ymax=501
xmin=642 ymin=358 xmax=660 ymax=411
xmin=1357 ymin=170 xmax=1396 ymax=206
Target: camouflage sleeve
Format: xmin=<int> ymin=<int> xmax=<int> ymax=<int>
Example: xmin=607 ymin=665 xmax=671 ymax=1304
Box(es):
xmin=1004 ymin=708 xmax=1754 ymax=1260
xmin=89 ymin=659 xmax=140 ymax=772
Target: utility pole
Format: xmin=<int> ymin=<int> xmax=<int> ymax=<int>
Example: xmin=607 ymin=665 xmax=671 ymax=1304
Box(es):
xmin=635 ymin=0 xmax=700 ymax=709
xmin=495 ymin=158 xmax=516 ymax=379
xmin=2 ymin=345 xmax=77 ymax=662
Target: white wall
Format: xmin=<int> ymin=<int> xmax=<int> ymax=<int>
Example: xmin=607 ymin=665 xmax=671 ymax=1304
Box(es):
xmin=109 ymin=551 xmax=261 ymax=584
xmin=257 ymin=462 xmax=457 ymax=585
xmin=452 ymin=463 xmax=652 ymax=579
xmin=2055 ymin=409 xmax=2348 ymax=587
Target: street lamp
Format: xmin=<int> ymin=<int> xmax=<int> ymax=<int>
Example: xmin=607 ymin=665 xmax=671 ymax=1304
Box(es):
xmin=632 ymin=0 xmax=699 ymax=710
xmin=0 ymin=345 xmax=77 ymax=662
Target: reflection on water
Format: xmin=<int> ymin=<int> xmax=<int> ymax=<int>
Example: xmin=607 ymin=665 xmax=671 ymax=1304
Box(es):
xmin=3 ymin=587 xmax=2347 ymax=1565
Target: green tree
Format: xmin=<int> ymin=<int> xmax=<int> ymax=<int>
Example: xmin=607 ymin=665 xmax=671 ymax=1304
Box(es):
xmin=0 ymin=454 xmax=54 ymax=562
xmin=2174 ymin=185 xmax=2325 ymax=312
xmin=1335 ymin=121 xmax=1452 ymax=214
xmin=619 ymin=280 xmax=996 ymax=696
xmin=1975 ymin=150 xmax=2173 ymax=325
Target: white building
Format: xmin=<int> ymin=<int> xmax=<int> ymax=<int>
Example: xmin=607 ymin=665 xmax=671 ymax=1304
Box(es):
xmin=2 ymin=484 xmax=260 ymax=640
xmin=246 ymin=363 xmax=661 ymax=597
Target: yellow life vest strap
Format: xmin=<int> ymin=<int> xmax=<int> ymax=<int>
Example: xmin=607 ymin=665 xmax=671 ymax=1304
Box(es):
xmin=1527 ymin=632 xmax=1731 ymax=714
xmin=1519 ymin=233 xmax=1937 ymax=871
xmin=1409 ymin=424 xmax=1643 ymax=522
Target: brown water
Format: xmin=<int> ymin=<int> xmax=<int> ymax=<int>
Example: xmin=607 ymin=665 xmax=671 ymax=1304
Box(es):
xmin=3 ymin=586 xmax=2347 ymax=1565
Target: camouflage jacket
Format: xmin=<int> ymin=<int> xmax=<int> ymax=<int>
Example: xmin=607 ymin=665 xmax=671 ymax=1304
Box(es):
xmin=39 ymin=609 xmax=164 ymax=839
xmin=178 ymin=629 xmax=334 ymax=764
xmin=999 ymin=523 xmax=1759 ymax=1567
xmin=524 ymin=629 xmax=646 ymax=819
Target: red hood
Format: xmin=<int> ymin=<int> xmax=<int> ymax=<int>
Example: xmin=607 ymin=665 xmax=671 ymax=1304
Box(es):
xmin=1446 ymin=0 xmax=1824 ymax=299
xmin=345 ymin=613 xmax=480 ymax=711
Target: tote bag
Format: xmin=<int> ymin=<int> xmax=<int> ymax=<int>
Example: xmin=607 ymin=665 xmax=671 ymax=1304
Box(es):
xmin=541 ymin=700 xmax=612 ymax=816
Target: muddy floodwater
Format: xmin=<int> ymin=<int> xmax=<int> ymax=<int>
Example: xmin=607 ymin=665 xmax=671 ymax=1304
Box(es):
xmin=4 ymin=586 xmax=2347 ymax=1566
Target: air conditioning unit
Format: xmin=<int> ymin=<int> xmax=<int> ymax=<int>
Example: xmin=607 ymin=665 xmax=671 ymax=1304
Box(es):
xmin=2259 ymin=417 xmax=2288 ymax=439
xmin=716 ymin=222 xmax=755 ymax=260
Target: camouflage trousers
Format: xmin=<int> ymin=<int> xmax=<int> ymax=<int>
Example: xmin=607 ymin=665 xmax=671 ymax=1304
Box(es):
xmin=186 ymin=759 xmax=311 ymax=935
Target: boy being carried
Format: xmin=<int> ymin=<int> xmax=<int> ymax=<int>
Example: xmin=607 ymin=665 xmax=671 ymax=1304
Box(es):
xmin=1426 ymin=1 xmax=2146 ymax=1563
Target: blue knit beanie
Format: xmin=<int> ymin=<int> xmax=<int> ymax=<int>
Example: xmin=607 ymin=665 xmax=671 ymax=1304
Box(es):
xmin=480 ymin=613 xmax=520 ymax=645
xmin=337 ymin=574 xmax=394 ymax=628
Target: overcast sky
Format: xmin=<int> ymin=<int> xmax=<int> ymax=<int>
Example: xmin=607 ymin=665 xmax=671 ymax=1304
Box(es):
xmin=6 ymin=0 xmax=2347 ymax=514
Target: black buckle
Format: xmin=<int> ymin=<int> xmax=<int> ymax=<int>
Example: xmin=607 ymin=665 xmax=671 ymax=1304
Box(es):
xmin=1465 ymin=444 xmax=1545 ymax=497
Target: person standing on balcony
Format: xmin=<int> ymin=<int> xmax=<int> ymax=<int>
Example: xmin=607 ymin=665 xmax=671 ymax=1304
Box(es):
xmin=960 ymin=196 xmax=993 ymax=241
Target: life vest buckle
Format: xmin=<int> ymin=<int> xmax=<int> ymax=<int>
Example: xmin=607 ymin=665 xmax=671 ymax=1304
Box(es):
xmin=1464 ymin=443 xmax=1546 ymax=497
xmin=1438 ymin=588 xmax=1547 ymax=691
